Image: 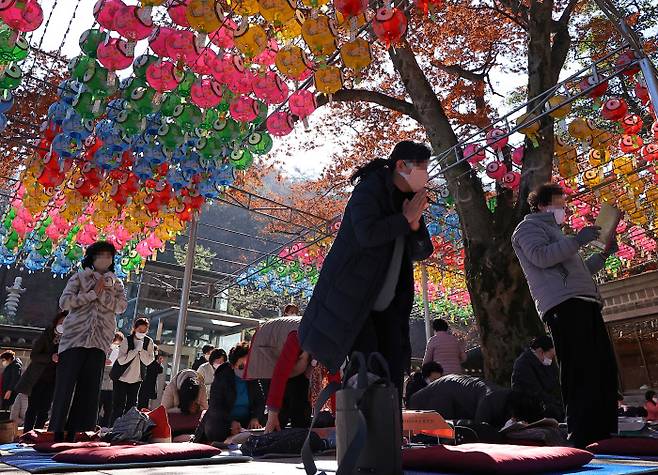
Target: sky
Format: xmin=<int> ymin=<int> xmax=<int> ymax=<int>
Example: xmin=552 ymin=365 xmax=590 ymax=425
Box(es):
xmin=27 ymin=0 xmax=528 ymax=180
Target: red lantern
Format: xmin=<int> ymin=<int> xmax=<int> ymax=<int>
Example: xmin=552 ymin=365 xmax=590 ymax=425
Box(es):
xmin=501 ymin=171 xmax=521 ymax=189
xmin=621 ymin=114 xmax=642 ymax=135
xmin=652 ymin=120 xmax=658 ymax=140
xmin=618 ymin=134 xmax=643 ymax=154
xmin=512 ymin=146 xmax=525 ymax=165
xmin=615 ymin=50 xmax=640 ymax=77
xmin=635 ymin=80 xmax=649 ymax=105
xmin=641 ymin=143 xmax=658 ymax=162
xmin=578 ymin=75 xmax=608 ymax=98
xmin=601 ymin=97 xmax=628 ymax=122
xmin=372 ymin=7 xmax=407 ymax=48
xmin=485 ymin=128 xmax=508 ymax=151
xmin=333 ymin=0 xmax=367 ymax=18
xmin=463 ymin=143 xmax=485 ymax=165
xmin=486 ymin=161 xmax=507 ymax=180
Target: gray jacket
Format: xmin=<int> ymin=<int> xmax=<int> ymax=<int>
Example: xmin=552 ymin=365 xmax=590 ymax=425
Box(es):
xmin=511 ymin=212 xmax=607 ymax=317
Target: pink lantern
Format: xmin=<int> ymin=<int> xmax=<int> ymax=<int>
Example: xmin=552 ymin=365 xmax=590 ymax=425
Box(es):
xmin=574 ymin=200 xmax=591 ymax=217
xmin=616 ymin=220 xmax=627 ymax=234
xmin=146 ymin=60 xmax=183 ymax=92
xmin=210 ymin=19 xmax=237 ymax=49
xmin=229 ymin=96 xmax=259 ymax=123
xmin=289 ymin=90 xmax=316 ymax=119
xmin=12 ymin=217 xmax=27 ymax=237
xmin=190 ymin=78 xmax=223 ymax=109
xmin=569 ymin=215 xmax=586 ymax=231
xmin=485 ymin=128 xmax=508 ymax=151
xmin=463 ymin=143 xmax=485 ymax=165
xmin=267 ymin=111 xmax=294 ymax=137
xmin=0 ymin=0 xmax=43 ymax=31
xmin=148 ymin=26 xmax=175 ymax=58
xmin=652 ymin=120 xmax=658 ymax=140
xmin=485 ymin=160 xmax=507 ymax=180
xmin=189 ymin=47 xmax=217 ymax=76
xmin=146 ymin=233 xmax=164 ymax=251
xmin=253 ymin=38 xmax=279 ymax=66
xmin=76 ymin=224 xmax=98 ymax=246
xmin=166 ymin=29 xmax=195 ymax=63
xmin=136 ymin=240 xmax=153 ymax=258
xmin=45 ymin=224 xmax=62 ymax=240
xmin=512 ymin=146 xmax=525 ymax=165
xmin=252 ymin=71 xmax=289 ymax=105
xmin=93 ymin=0 xmax=125 ymax=31
xmin=641 ymin=238 xmax=656 ymax=253
xmin=211 ymin=54 xmax=244 ymax=84
xmin=97 ymin=38 xmax=135 ymax=71
xmin=167 ymin=0 xmax=190 ymax=27
xmin=114 ymin=5 xmax=153 ymax=41
xmin=628 ymin=225 xmax=645 ymax=243
xmin=225 ymin=70 xmax=255 ymax=95
xmin=501 ymin=171 xmax=521 ymax=189
xmin=617 ymin=244 xmax=636 ymax=261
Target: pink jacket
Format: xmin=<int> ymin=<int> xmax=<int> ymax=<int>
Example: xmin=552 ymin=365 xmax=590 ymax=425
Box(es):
xmin=422 ymin=331 xmax=466 ymax=375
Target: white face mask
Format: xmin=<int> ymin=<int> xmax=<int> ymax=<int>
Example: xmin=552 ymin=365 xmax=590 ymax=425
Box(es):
xmin=399 ymin=164 xmax=429 ymax=192
xmin=135 ymin=332 xmax=146 ymax=340
xmin=212 ymin=362 xmax=221 ymax=370
xmin=55 ymin=324 xmax=64 ymax=334
xmin=204 ymin=354 xmax=210 ymax=361
xmin=234 ymin=366 xmax=245 ymax=379
xmin=546 ymin=207 xmax=566 ymax=225
xmin=653 ymin=397 xmax=658 ymax=404
xmin=93 ymin=257 xmax=113 ymax=272
xmin=542 ymin=357 xmax=553 ymax=366
xmin=1 ymin=360 xmax=8 ymax=368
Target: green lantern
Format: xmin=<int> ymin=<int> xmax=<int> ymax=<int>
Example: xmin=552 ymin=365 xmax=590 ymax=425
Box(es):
xmin=213 ymin=118 xmax=240 ymax=144
xmin=159 ymin=92 xmax=182 ymax=117
xmin=68 ymin=55 xmax=96 ymax=81
xmin=3 ymin=208 xmax=16 ymax=230
xmin=133 ymin=54 xmax=159 ymax=78
xmin=176 ymin=69 xmax=197 ymax=97
xmin=0 ymin=63 xmax=22 ymax=90
xmin=172 ymin=103 xmax=202 ymax=132
xmin=120 ymin=76 xmax=148 ymax=100
xmin=157 ymin=122 xmax=185 ymax=149
xmin=116 ymin=108 xmax=145 ymax=136
xmin=251 ymin=99 xmax=268 ymax=126
xmin=73 ymin=90 xmax=107 ymax=119
xmin=199 ymin=108 xmax=220 ymax=130
xmin=128 ymin=85 xmax=160 ymax=116
xmin=230 ymin=148 xmax=253 ymax=171
xmin=0 ymin=28 xmax=29 ymax=64
xmin=81 ymin=63 xmax=118 ymax=97
xmin=196 ymin=135 xmax=222 ymax=160
xmin=79 ymin=29 xmax=108 ymax=58
xmin=247 ymin=132 xmax=273 ymax=155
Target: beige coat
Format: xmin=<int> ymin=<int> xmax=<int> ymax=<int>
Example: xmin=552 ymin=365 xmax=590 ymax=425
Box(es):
xmin=58 ymin=269 xmax=128 ymax=354
xmin=161 ymin=369 xmax=208 ymax=413
xmin=244 ymin=316 xmax=301 ymax=380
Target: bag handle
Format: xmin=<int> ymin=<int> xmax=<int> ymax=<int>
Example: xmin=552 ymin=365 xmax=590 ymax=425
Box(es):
xmin=302 ymin=381 xmax=340 ymax=475
xmin=367 ymin=353 xmax=391 ymax=385
xmin=342 ymin=351 xmax=368 ymax=390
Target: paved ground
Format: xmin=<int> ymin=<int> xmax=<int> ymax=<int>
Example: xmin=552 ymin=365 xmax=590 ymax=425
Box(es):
xmin=0 ymin=457 xmax=339 ymax=474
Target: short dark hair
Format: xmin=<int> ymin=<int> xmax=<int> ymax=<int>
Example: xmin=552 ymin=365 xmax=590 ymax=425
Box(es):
xmin=283 ymin=304 xmax=299 ymax=315
xmin=133 ymin=317 xmax=149 ymax=329
xmin=433 ymin=318 xmax=449 ymax=332
xmin=421 ymin=362 xmax=443 ymax=379
xmin=350 ymin=141 xmax=431 ymax=184
xmin=0 ymin=350 xmax=15 ymax=361
xmin=646 ymin=390 xmax=656 ymax=402
xmin=201 ymin=344 xmax=214 ymax=355
xmin=81 ymin=240 xmax=117 ymax=272
xmin=530 ymin=335 xmax=554 ymax=352
xmin=114 ymin=332 xmax=124 ymax=342
xmin=528 ymin=183 xmax=564 ymax=213
xmin=229 ymin=342 xmax=250 ymax=366
xmin=209 ymin=348 xmax=227 ymax=365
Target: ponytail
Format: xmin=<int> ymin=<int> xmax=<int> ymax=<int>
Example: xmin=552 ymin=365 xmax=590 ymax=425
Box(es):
xmin=349 ymin=141 xmax=432 ymax=185
xmin=350 ymin=158 xmax=390 ymax=184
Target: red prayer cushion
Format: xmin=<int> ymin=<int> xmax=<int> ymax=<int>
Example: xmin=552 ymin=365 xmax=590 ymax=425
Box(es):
xmin=34 ymin=442 xmax=111 ymax=453
xmin=52 ymin=443 xmax=221 ymax=464
xmin=143 ymin=405 xmax=172 ymax=443
xmin=19 ymin=430 xmax=99 ymax=444
xmin=167 ymin=412 xmax=202 ymax=435
xmin=587 ymin=437 xmax=658 ymax=455
xmin=402 ymin=443 xmax=593 ymax=474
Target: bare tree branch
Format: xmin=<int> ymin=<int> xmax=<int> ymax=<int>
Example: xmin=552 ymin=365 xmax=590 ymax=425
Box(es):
xmin=316 ymin=89 xmax=420 ymax=122
xmin=431 ymin=60 xmax=487 ymax=82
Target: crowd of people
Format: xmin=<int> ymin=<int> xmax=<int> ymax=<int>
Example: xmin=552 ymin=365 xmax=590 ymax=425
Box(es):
xmin=0 ymin=142 xmax=656 ymax=452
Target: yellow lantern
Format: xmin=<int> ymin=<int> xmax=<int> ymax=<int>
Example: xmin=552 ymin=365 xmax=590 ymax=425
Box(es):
xmin=626 ymin=173 xmax=645 ymax=193
xmin=628 ymin=209 xmax=648 ymax=225
xmin=547 ymin=94 xmax=572 ymax=119
xmin=612 ymin=156 xmax=634 ymax=176
xmin=583 ymin=168 xmax=603 ymax=187
xmin=591 ymin=129 xmax=613 ymax=149
xmin=301 ymin=0 xmax=330 ymax=9
xmin=554 ymin=135 xmax=569 ymax=156
xmin=302 ymin=15 xmax=337 ymax=57
xmin=258 ymin=0 xmax=296 ymax=25
xmin=227 ymin=0 xmax=259 ymax=17
xmin=516 ymin=112 xmax=540 ymax=147
xmin=567 ymin=117 xmax=595 ymax=141
xmin=314 ymin=65 xmax=343 ymax=95
xmin=186 ymin=0 xmax=223 ymax=34
xmin=234 ymin=23 xmax=268 ymax=58
xmin=275 ymin=45 xmax=311 ymax=80
xmin=339 ymin=38 xmax=371 ymax=74
xmin=279 ymin=16 xmax=303 ymax=39
xmin=588 ymin=148 xmax=610 ymax=166
xmin=646 ymin=188 xmax=658 ymax=204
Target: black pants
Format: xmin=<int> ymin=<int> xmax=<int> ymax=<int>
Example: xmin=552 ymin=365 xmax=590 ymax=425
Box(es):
xmin=98 ymin=390 xmax=113 ymax=427
xmin=49 ymin=348 xmax=105 ymax=441
xmin=544 ymin=298 xmax=618 ymax=448
xmin=352 ymin=307 xmax=406 ymax=409
xmin=277 ymin=374 xmax=311 ymax=429
xmin=111 ymin=380 xmax=141 ymax=425
xmin=24 ymin=378 xmax=55 ymax=431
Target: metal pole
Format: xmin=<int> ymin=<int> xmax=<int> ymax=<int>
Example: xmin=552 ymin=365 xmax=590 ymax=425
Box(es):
xmin=421 ymin=264 xmax=432 ymax=343
xmin=639 ymin=58 xmax=658 ymax=119
xmin=171 ymin=216 xmax=198 ymax=377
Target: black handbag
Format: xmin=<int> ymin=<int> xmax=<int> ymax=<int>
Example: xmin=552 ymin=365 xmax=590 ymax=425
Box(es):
xmin=241 ymin=428 xmax=324 ymax=457
xmin=303 ymin=352 xmax=402 ymax=475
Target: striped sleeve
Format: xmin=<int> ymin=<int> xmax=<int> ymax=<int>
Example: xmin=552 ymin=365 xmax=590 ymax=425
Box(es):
xmin=98 ymin=279 xmax=128 ymax=314
xmin=59 ymin=273 xmax=98 ymax=311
